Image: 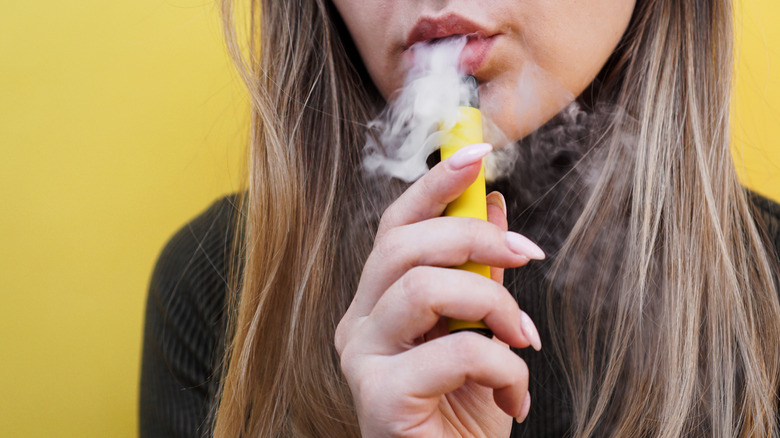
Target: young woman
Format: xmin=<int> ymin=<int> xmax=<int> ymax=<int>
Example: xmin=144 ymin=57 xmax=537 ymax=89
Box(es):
xmin=139 ymin=0 xmax=780 ymax=436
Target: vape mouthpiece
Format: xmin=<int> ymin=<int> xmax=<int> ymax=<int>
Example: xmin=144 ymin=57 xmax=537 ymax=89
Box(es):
xmin=461 ymin=75 xmax=479 ymax=109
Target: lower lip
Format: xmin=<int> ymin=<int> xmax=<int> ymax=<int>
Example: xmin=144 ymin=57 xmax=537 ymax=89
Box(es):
xmin=459 ymin=35 xmax=498 ymax=75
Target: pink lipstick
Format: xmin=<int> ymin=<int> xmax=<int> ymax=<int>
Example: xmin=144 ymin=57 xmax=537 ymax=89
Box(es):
xmin=405 ymin=14 xmax=499 ymax=76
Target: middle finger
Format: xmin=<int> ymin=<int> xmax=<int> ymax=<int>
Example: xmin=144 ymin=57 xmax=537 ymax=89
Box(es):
xmin=353 ymin=217 xmax=544 ymax=318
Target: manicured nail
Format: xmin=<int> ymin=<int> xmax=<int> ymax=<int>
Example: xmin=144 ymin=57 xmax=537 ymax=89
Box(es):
xmin=447 ymin=143 xmax=492 ymax=170
xmin=516 ymin=392 xmax=532 ymax=424
xmin=520 ymin=311 xmax=542 ymax=351
xmin=486 ymin=191 xmax=507 ymax=217
xmin=505 ymin=232 xmax=545 ymax=260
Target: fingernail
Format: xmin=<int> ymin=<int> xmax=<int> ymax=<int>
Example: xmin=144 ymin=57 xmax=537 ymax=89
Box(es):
xmin=520 ymin=311 xmax=542 ymax=351
xmin=447 ymin=143 xmax=492 ymax=170
xmin=505 ymin=232 xmax=545 ymax=260
xmin=486 ymin=191 xmax=507 ymax=217
xmin=516 ymin=392 xmax=531 ymax=424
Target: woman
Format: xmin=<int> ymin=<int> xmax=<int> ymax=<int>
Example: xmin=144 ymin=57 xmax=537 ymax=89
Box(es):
xmin=139 ymin=0 xmax=780 ymax=436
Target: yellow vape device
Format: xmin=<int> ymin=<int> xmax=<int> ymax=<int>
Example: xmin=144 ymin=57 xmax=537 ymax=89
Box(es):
xmin=439 ymin=75 xmax=493 ymax=338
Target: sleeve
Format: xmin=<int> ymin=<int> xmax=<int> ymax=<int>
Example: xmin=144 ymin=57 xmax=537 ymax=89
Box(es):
xmin=748 ymin=191 xmax=780 ymax=262
xmin=139 ymin=195 xmax=239 ymax=438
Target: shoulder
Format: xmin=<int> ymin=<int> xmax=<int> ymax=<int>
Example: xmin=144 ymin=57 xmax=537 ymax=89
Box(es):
xmin=148 ymin=193 xmax=242 ymax=328
xmin=140 ymin=193 xmax=243 ymax=436
xmin=747 ymin=190 xmax=780 ymax=261
xmin=151 ymin=193 xmax=242 ymax=294
xmin=147 ymin=191 xmax=244 ymax=367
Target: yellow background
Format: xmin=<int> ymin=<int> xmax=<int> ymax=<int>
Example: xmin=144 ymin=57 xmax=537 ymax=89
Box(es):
xmin=733 ymin=2 xmax=780 ymax=199
xmin=0 ymin=1 xmax=777 ymax=436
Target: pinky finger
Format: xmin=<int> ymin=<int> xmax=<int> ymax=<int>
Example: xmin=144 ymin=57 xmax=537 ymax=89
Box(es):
xmin=395 ymin=332 xmax=529 ymax=419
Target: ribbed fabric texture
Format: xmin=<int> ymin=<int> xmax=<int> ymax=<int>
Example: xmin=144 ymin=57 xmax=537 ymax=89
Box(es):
xmin=139 ymin=195 xmax=238 ymax=438
xmin=139 ymin=192 xmax=780 ymax=437
xmin=751 ymin=192 xmax=780 ymax=264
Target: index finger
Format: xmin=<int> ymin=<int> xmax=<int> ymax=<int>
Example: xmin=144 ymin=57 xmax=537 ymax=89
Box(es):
xmin=376 ymin=143 xmax=492 ymax=236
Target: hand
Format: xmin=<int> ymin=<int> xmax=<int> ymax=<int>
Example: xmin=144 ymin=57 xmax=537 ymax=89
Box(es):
xmin=335 ymin=143 xmax=545 ymax=437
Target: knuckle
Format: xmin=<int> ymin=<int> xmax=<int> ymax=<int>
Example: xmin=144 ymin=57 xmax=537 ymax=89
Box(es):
xmin=504 ymin=356 xmax=528 ymax=388
xmin=467 ymin=218 xmax=496 ymax=250
xmin=335 ymin=316 xmax=364 ymax=364
xmin=418 ymin=172 xmax=439 ymax=200
xmin=334 ymin=319 xmax=349 ymax=355
xmin=338 ymin=343 xmax=356 ymax=375
xmin=377 ymin=205 xmax=399 ymax=236
xmin=484 ymin=282 xmax=505 ymax=310
xmin=399 ymin=267 xmax=430 ymax=306
xmin=514 ymin=356 xmax=530 ymax=383
xmin=452 ymin=219 xmax=482 ymax=262
xmin=372 ymin=227 xmax=403 ymax=260
xmin=338 ymin=339 xmax=370 ymax=385
xmin=448 ymin=332 xmax=483 ymax=366
xmin=344 ymin=357 xmax=385 ymax=404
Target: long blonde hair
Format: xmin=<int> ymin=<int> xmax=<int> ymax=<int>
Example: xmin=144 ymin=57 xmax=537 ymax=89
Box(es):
xmin=213 ymin=0 xmax=780 ymax=436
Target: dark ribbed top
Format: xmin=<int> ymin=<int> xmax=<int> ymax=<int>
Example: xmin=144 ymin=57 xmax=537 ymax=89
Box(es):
xmin=139 ymin=192 xmax=780 ymax=437
xmin=139 ymin=195 xmax=239 ymax=437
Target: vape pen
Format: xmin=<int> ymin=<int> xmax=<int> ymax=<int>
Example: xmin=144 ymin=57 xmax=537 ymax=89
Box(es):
xmin=439 ymin=75 xmax=493 ymax=338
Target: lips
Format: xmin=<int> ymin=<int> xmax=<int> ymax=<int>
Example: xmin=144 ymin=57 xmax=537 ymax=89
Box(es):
xmin=405 ymin=14 xmax=498 ymax=75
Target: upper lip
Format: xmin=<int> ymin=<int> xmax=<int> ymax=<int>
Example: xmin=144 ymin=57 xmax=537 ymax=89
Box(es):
xmin=405 ymin=13 xmax=495 ymax=49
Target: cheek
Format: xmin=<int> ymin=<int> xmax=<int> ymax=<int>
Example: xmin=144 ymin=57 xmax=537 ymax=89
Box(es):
xmin=479 ymin=67 xmax=576 ymax=145
xmin=565 ymin=1 xmax=635 ymax=92
xmin=331 ymin=2 xmax=399 ymax=99
xmin=482 ymin=1 xmax=635 ymax=144
xmin=544 ymin=16 xmax=632 ymax=95
xmin=361 ymin=49 xmax=399 ymax=100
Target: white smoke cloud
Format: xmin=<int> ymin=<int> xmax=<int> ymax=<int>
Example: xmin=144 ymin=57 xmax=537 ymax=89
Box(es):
xmin=362 ymin=36 xmax=575 ymax=183
xmin=362 ymin=36 xmax=468 ymax=182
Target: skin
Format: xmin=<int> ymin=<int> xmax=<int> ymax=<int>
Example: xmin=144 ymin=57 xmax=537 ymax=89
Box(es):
xmin=332 ymin=1 xmax=636 ymax=436
xmin=333 ymin=0 xmax=636 ymax=144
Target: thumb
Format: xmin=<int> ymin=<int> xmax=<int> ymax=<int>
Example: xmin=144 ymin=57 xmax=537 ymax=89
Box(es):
xmin=486 ymin=191 xmax=508 ymax=285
